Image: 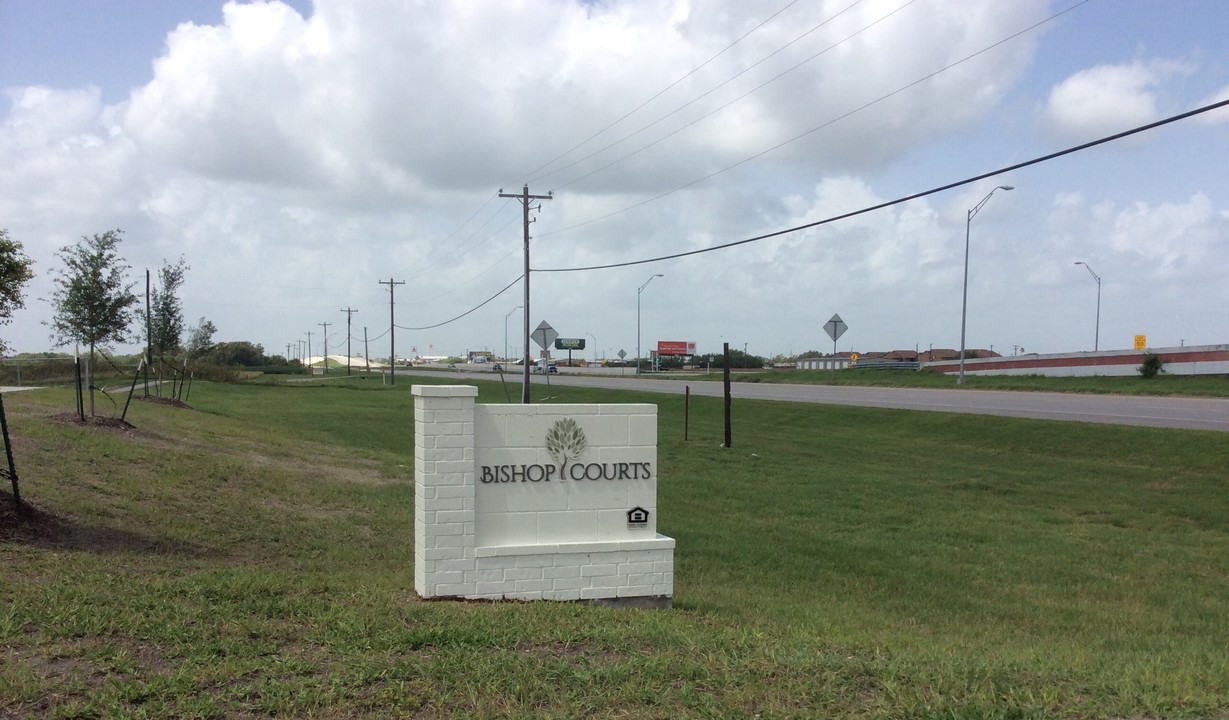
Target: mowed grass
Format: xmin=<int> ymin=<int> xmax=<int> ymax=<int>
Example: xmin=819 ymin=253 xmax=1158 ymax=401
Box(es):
xmin=2 ymin=377 xmax=1228 ymax=719
xmin=684 ymin=367 xmax=1229 ymax=397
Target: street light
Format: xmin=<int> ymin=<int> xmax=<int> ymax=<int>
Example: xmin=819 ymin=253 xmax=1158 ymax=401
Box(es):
xmin=504 ymin=305 xmax=522 ymax=363
xmin=586 ymin=332 xmax=597 ymax=363
xmin=636 ymin=274 xmax=663 ymax=376
xmin=1074 ymin=261 xmax=1101 ymax=351
xmin=959 ymin=184 xmax=1013 ymax=385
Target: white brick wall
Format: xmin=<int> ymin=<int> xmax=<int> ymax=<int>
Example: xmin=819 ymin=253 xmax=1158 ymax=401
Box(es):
xmin=413 ymin=385 xmax=674 ymax=603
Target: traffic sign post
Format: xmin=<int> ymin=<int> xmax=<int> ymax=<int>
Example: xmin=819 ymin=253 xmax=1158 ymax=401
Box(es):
xmin=823 ymin=314 xmax=848 ymax=383
xmin=525 ymin=321 xmax=559 ymax=402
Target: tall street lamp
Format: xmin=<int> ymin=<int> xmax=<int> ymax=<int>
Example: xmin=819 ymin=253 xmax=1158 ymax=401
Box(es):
xmin=586 ymin=332 xmax=597 ymax=363
xmin=959 ymin=184 xmax=1013 ymax=385
xmin=1074 ymin=261 xmax=1101 ymax=351
xmin=504 ymin=305 xmax=521 ymax=362
xmin=637 ymin=274 xmax=663 ymax=376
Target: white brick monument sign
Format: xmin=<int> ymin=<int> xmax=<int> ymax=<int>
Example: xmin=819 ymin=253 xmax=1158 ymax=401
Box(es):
xmin=413 ymin=385 xmax=674 ymax=606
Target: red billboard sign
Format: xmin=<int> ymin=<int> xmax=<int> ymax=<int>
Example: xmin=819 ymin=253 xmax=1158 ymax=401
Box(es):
xmin=656 ymin=341 xmax=696 ymax=356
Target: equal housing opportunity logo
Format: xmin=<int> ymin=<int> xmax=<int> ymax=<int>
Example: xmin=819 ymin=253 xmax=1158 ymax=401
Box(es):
xmin=480 ymin=417 xmax=652 ymax=484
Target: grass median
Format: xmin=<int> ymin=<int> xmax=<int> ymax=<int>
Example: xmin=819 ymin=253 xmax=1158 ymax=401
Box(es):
xmin=2 ymin=378 xmax=1227 ymax=718
xmin=670 ymin=367 xmax=1229 ymax=397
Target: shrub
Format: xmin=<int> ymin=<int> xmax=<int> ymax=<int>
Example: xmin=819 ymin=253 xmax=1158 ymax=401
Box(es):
xmin=1138 ymin=353 xmax=1164 ymax=379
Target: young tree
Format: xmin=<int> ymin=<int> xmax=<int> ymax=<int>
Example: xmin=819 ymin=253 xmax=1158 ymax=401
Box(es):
xmin=148 ymin=256 xmax=189 ymax=360
xmin=185 ymin=317 xmax=217 ymax=360
xmin=0 ymin=229 xmax=36 ymax=355
xmin=48 ymin=229 xmax=140 ymax=416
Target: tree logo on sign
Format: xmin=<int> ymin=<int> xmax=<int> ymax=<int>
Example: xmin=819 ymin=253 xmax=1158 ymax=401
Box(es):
xmin=545 ymin=418 xmax=587 ymax=473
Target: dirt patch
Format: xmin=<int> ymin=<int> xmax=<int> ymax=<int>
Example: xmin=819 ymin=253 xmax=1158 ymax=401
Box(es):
xmin=138 ymin=396 xmax=192 ymax=410
xmin=513 ymin=639 xmax=626 ymax=666
xmin=48 ymin=413 xmax=136 ymax=432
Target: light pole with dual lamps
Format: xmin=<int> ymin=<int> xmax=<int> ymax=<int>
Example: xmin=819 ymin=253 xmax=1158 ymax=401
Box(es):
xmin=959 ymin=185 xmax=1014 ymax=385
xmin=586 ymin=333 xmax=597 ymax=363
xmin=1074 ymin=261 xmax=1101 ymax=352
xmin=636 ymin=274 xmax=663 ymax=376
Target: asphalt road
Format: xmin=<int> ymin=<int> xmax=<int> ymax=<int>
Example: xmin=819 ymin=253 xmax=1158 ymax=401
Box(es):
xmin=401 ymin=369 xmax=1229 ymax=433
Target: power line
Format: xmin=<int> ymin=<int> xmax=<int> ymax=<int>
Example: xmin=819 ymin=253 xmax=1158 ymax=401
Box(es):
xmin=395 ymin=274 xmax=522 ymax=331
xmin=522 ymin=0 xmax=811 ymax=184
xmin=534 ymin=0 xmax=874 ymax=189
xmin=536 ymin=97 xmax=1229 ymax=273
xmin=541 ymin=0 xmax=1089 ymax=238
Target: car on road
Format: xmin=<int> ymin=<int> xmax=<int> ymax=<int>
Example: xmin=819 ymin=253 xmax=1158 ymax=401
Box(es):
xmin=491 ymin=363 xmax=502 ymax=372
xmin=533 ymin=364 xmax=558 ymax=374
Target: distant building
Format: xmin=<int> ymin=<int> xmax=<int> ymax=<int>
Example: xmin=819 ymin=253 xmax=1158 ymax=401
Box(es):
xmin=796 ymin=352 xmax=853 ymax=371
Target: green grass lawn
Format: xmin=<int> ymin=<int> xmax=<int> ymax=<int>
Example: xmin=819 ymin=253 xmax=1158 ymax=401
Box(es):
xmin=679 ymin=367 xmax=1229 ymax=397
xmin=2 ymin=379 xmax=1228 ymax=718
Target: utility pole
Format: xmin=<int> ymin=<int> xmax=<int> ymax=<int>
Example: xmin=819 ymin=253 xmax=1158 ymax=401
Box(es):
xmin=145 ymin=269 xmax=152 ymax=397
xmin=498 ymin=184 xmax=552 ymax=403
xmin=363 ymin=326 xmax=370 ymax=373
xmin=319 ymin=322 xmax=331 ymax=374
xmin=340 ymin=307 xmax=357 ymax=375
xmin=286 ymin=343 xmax=292 ymax=366
xmin=379 ymin=278 xmax=405 ymax=385
xmin=306 ymin=331 xmax=312 ymax=373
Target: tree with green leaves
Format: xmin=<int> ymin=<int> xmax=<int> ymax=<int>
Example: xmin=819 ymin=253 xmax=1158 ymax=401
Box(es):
xmin=208 ymin=340 xmax=266 ymax=366
xmin=0 ymin=229 xmax=36 ymax=355
xmin=185 ymin=317 xmax=217 ymax=360
xmin=48 ymin=229 xmax=140 ymax=416
xmin=149 ymin=256 xmax=189 ymax=360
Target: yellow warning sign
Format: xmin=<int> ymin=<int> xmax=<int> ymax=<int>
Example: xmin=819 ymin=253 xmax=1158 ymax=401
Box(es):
xmin=1134 ymin=335 xmax=1147 ymax=350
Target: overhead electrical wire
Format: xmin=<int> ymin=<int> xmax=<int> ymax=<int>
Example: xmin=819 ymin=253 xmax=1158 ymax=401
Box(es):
xmin=381 ymin=98 xmax=1229 ymax=331
xmin=375 ymin=0 xmax=1098 ymax=331
xmin=291 ymin=0 xmax=1112 ymax=337
xmin=541 ymin=0 xmax=1090 ymax=238
xmin=326 ymin=2 xmax=857 ymax=331
xmin=364 ymin=2 xmax=813 ymax=319
xmin=521 ymin=0 xmax=811 ymax=184
xmin=536 ymin=97 xmax=1229 ymax=273
xmin=529 ymin=0 xmax=868 ymax=187
xmin=396 ymin=274 xmax=524 ymax=331
xmin=548 ymin=0 xmax=917 ymax=193
xmin=401 ymin=195 xmax=518 ymax=283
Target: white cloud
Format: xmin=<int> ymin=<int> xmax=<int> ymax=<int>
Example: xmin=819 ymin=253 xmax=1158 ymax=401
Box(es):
xmin=1193 ymin=84 xmax=1229 ymax=124
xmin=1045 ymin=58 xmax=1193 ymax=140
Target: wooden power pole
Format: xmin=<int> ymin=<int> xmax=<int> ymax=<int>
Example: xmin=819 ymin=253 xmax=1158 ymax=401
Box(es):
xmin=498 ymin=184 xmax=552 ymax=403
xmin=379 ymin=278 xmax=405 ymax=384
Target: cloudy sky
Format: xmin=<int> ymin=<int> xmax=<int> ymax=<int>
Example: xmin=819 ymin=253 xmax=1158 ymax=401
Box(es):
xmin=2 ymin=0 xmax=1227 ymax=363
